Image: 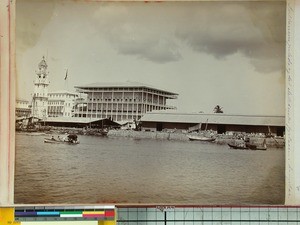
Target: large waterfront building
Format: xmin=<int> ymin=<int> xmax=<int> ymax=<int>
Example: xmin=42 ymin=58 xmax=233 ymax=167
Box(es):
xmin=74 ymin=82 xmax=178 ymax=122
xmin=140 ymin=111 xmax=285 ymax=136
xmin=48 ymin=91 xmax=79 ymax=117
xmin=16 ymin=99 xmax=31 ymax=118
xmin=31 ymin=56 xmax=49 ymax=119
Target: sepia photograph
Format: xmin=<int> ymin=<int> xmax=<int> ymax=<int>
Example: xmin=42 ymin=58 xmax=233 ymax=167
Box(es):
xmin=15 ymin=0 xmax=286 ymax=205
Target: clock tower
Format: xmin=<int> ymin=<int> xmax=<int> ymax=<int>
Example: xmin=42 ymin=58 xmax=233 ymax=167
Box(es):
xmin=31 ymin=56 xmax=50 ymax=119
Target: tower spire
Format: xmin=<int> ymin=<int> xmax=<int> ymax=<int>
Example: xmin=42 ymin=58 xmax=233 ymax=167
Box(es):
xmin=31 ymin=56 xmax=50 ymax=119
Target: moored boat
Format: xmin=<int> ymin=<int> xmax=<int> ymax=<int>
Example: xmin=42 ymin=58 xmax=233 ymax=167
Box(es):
xmin=228 ymin=139 xmax=267 ymax=151
xmin=187 ymin=135 xmax=216 ymax=142
xmin=44 ymin=134 xmax=80 ymax=144
xmin=247 ymin=139 xmax=267 ymax=151
xmin=228 ymin=143 xmax=248 ymax=150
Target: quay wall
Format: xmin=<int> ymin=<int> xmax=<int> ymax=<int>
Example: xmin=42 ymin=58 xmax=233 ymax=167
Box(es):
xmin=108 ymin=130 xmax=285 ymax=148
xmin=37 ymin=127 xmax=285 ymax=148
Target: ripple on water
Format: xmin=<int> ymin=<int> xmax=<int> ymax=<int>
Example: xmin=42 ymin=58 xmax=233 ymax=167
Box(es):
xmin=15 ymin=134 xmax=285 ymax=204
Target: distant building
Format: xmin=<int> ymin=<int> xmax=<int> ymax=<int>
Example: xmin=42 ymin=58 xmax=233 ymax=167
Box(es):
xmin=74 ymin=82 xmax=178 ymax=122
xmin=44 ymin=117 xmax=120 ymax=128
xmin=48 ymin=91 xmax=79 ymax=117
xmin=16 ymin=99 xmax=31 ymax=118
xmin=31 ymin=56 xmax=50 ymax=119
xmin=140 ymin=111 xmax=285 ymax=136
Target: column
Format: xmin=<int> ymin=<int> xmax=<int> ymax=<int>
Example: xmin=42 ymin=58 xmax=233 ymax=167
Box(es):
xmin=101 ymin=91 xmax=104 ymax=118
xmin=111 ymin=90 xmax=114 ymax=120
xmin=121 ymin=91 xmax=124 ymax=121
xmin=151 ymin=92 xmax=154 ymax=111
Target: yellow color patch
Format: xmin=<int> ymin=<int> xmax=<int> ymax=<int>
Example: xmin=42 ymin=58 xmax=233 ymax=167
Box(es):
xmin=82 ymin=211 xmax=105 ymax=215
xmin=0 ymin=208 xmax=21 ymax=225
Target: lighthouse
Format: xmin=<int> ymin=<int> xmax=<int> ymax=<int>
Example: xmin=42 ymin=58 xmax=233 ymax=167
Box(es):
xmin=31 ymin=56 xmax=50 ymax=119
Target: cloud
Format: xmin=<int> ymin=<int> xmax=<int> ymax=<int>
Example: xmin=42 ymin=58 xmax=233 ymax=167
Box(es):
xmin=92 ymin=3 xmax=182 ymax=63
xmin=17 ymin=1 xmax=286 ymax=72
xmin=109 ymin=32 xmax=182 ymax=63
xmin=174 ymin=2 xmax=286 ymax=73
xmin=16 ymin=0 xmax=56 ymax=53
xmin=92 ymin=2 xmax=285 ymax=72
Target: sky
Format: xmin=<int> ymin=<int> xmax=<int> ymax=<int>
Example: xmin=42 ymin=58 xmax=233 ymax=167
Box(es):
xmin=16 ymin=0 xmax=286 ymax=115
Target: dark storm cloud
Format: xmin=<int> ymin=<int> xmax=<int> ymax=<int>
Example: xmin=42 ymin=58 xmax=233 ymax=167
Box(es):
xmin=17 ymin=1 xmax=286 ymax=72
xmin=93 ymin=1 xmax=285 ymax=72
xmin=92 ymin=3 xmax=183 ymax=64
xmin=110 ymin=35 xmax=182 ymax=63
xmin=174 ymin=2 xmax=286 ymax=73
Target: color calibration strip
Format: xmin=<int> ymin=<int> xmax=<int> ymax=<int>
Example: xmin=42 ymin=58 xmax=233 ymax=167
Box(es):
xmin=14 ymin=206 xmax=115 ymax=221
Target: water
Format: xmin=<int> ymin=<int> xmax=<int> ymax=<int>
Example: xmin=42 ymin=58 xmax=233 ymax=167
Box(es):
xmin=15 ymin=133 xmax=285 ymax=205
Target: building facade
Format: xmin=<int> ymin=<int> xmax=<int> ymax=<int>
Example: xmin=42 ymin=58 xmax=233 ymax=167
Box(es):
xmin=48 ymin=91 xmax=79 ymax=117
xmin=31 ymin=56 xmax=49 ymax=119
xmin=140 ymin=111 xmax=285 ymax=137
xmin=74 ymin=82 xmax=178 ymax=122
xmin=16 ymin=99 xmax=31 ymax=118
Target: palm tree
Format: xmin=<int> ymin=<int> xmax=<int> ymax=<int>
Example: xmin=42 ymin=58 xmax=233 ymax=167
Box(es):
xmin=213 ymin=105 xmax=223 ymax=113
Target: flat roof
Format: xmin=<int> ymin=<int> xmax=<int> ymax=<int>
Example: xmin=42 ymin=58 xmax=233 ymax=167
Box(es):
xmin=46 ymin=117 xmax=105 ymax=124
xmin=16 ymin=99 xmax=30 ymax=102
xmin=141 ymin=111 xmax=285 ymax=126
xmin=75 ymin=81 xmax=178 ymax=96
xmin=48 ymin=90 xmax=79 ymax=95
xmin=45 ymin=117 xmax=121 ymax=127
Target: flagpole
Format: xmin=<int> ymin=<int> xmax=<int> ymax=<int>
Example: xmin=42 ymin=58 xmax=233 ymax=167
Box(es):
xmin=64 ymin=69 xmax=68 ymax=91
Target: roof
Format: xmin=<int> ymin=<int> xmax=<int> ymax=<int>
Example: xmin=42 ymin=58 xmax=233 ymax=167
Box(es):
xmin=140 ymin=111 xmax=285 ymax=126
xmin=45 ymin=117 xmax=120 ymax=125
xmin=75 ymin=81 xmax=178 ymax=96
xmin=48 ymin=90 xmax=79 ymax=96
xmin=46 ymin=117 xmax=105 ymax=124
xmin=16 ymin=99 xmax=30 ymax=103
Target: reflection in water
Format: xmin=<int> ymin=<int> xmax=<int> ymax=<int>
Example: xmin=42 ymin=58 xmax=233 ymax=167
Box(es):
xmin=15 ymin=133 xmax=284 ymax=204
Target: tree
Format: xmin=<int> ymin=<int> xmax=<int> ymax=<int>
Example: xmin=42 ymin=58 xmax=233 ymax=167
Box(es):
xmin=213 ymin=105 xmax=223 ymax=113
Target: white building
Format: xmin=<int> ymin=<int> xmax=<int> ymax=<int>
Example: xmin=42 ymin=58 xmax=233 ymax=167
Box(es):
xmin=48 ymin=91 xmax=79 ymax=117
xmin=16 ymin=99 xmax=31 ymax=118
xmin=74 ymin=82 xmax=178 ymax=122
xmin=31 ymin=56 xmax=49 ymax=119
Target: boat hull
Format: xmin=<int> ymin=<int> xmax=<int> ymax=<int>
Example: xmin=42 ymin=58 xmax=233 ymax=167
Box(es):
xmin=187 ymin=135 xmax=216 ymax=142
xmin=228 ymin=143 xmax=248 ymax=150
xmin=228 ymin=143 xmax=267 ymax=150
xmin=44 ymin=138 xmax=79 ymax=144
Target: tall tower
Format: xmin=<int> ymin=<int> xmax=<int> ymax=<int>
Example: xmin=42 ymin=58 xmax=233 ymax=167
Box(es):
xmin=31 ymin=56 xmax=50 ymax=119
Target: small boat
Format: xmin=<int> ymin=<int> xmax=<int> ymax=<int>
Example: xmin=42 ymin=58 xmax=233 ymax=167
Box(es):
xmin=187 ymin=135 xmax=216 ymax=142
xmin=228 ymin=139 xmax=267 ymax=151
xmin=44 ymin=134 xmax=79 ymax=144
xmin=247 ymin=139 xmax=267 ymax=151
xmin=44 ymin=138 xmax=64 ymax=144
xmin=228 ymin=143 xmax=248 ymax=150
xmin=187 ymin=118 xmax=216 ymax=142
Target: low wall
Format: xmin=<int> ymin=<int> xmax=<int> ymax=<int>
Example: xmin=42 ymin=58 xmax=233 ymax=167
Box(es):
xmin=108 ymin=130 xmax=285 ymax=148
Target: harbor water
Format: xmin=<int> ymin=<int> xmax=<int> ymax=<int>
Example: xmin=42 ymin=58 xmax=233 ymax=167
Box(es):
xmin=15 ymin=133 xmax=285 ymax=205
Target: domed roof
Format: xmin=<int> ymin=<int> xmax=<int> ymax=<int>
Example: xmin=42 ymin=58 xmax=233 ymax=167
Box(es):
xmin=38 ymin=56 xmax=48 ymax=70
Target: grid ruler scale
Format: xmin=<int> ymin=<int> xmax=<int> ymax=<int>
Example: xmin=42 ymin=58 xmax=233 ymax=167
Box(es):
xmin=13 ymin=206 xmax=300 ymax=224
xmin=117 ymin=206 xmax=300 ymax=224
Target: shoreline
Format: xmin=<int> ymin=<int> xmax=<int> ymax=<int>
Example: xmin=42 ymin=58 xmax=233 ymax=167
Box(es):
xmin=107 ymin=130 xmax=285 ymax=148
xmin=16 ymin=128 xmax=285 ymax=148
